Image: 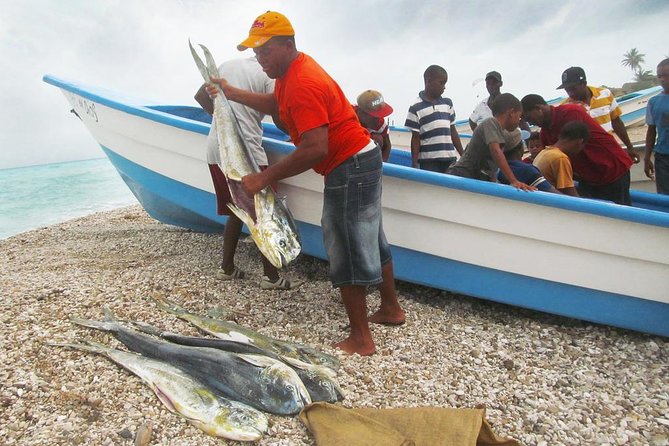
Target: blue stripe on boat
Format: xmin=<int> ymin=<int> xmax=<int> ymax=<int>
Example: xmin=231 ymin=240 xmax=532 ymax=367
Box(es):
xmin=102 ymin=145 xmax=669 ymax=337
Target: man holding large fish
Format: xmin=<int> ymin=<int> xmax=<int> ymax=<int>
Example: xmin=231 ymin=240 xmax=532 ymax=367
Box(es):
xmin=206 ymin=11 xmax=405 ymax=356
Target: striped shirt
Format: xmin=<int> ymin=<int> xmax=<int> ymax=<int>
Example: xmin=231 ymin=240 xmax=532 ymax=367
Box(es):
xmin=404 ymin=91 xmax=458 ymax=159
xmin=563 ymin=86 xmax=622 ymax=133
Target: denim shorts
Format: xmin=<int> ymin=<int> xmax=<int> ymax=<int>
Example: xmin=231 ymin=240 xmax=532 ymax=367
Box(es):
xmin=322 ymin=146 xmax=391 ymax=287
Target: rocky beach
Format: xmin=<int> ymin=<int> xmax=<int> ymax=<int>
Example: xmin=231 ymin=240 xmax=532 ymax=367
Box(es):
xmin=1 ymin=205 xmax=668 ymax=445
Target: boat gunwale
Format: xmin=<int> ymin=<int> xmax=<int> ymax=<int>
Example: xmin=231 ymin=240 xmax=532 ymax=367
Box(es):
xmin=43 ymin=74 xmax=669 ymax=229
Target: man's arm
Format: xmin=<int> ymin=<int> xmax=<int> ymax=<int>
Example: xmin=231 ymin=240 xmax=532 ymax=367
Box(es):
xmin=381 ymin=133 xmax=392 ymax=162
xmin=469 ymin=119 xmax=477 ymax=132
xmin=207 ymin=77 xmax=277 ymax=115
xmin=611 ymin=116 xmax=639 ymax=163
xmin=644 ymin=125 xmax=657 ymax=179
xmin=410 ymin=132 xmax=420 ymax=168
xmin=241 ymin=126 xmax=329 ymax=196
xmin=194 ymin=84 xmax=213 ymax=115
xmin=488 ymin=142 xmax=535 ymax=191
xmin=451 ymin=125 xmax=464 ymax=156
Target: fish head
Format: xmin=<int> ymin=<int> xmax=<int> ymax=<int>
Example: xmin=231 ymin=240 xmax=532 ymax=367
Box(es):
xmin=253 ymin=193 xmax=301 ymax=268
xmin=258 ymin=363 xmax=311 ymax=415
xmin=299 ymin=366 xmax=345 ymax=403
xmin=203 ymin=404 xmax=268 ymax=442
xmin=297 ymin=345 xmax=341 ymax=372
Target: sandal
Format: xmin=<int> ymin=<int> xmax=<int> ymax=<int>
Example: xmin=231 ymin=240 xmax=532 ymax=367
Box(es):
xmin=215 ymin=268 xmax=246 ymax=281
xmin=260 ymin=276 xmax=298 ymax=290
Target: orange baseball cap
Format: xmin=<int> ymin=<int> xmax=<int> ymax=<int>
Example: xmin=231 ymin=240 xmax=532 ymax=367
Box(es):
xmin=237 ymin=11 xmax=295 ymax=51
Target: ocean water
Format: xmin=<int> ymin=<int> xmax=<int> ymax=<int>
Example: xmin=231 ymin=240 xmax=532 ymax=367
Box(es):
xmin=0 ymin=158 xmax=137 ymax=240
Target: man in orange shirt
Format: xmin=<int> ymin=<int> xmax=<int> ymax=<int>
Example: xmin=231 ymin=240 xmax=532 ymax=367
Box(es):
xmin=206 ymin=11 xmax=404 ymax=356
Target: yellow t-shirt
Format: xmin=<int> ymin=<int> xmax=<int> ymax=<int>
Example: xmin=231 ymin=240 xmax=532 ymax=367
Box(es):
xmin=533 ymin=147 xmax=575 ymax=189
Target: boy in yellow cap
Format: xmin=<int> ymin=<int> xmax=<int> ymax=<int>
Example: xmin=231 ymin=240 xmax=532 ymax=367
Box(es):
xmin=206 ymin=11 xmax=405 ymax=356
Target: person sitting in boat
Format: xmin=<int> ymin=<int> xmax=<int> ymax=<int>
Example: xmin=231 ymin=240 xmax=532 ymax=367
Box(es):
xmin=497 ymin=129 xmax=558 ymax=193
xmin=532 ymin=122 xmax=584 ymax=197
xmin=521 ymin=94 xmax=633 ymax=205
xmin=194 ymin=57 xmax=296 ymax=290
xmin=354 ymin=90 xmax=393 ymax=162
xmin=206 ymin=10 xmax=405 ymax=356
xmin=558 ymin=66 xmax=639 ymax=163
xmin=446 ymin=93 xmax=536 ymax=191
xmin=523 ymin=132 xmax=543 ymax=164
xmin=644 ymin=58 xmax=669 ymax=195
xmin=404 ymin=65 xmax=464 ymax=172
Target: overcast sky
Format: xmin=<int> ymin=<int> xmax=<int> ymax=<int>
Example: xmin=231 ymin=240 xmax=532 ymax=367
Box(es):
xmin=1 ymin=0 xmax=667 ymax=169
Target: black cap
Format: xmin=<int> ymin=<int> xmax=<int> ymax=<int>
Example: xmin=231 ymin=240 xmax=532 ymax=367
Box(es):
xmin=557 ymin=66 xmax=586 ymax=89
xmin=485 ymin=71 xmax=502 ymax=82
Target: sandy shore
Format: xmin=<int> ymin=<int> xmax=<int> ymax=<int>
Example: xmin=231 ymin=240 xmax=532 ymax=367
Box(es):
xmin=1 ymin=205 xmax=668 ymax=445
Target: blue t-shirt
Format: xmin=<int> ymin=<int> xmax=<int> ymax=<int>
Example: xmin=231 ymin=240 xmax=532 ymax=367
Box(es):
xmin=646 ymin=92 xmax=669 ymax=155
xmin=498 ymin=160 xmax=555 ymax=192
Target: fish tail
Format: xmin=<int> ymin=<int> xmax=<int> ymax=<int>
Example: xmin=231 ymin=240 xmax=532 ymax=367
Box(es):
xmin=188 ymin=39 xmax=210 ymax=83
xmin=198 ymin=44 xmax=221 ymax=81
xmin=69 ymin=316 xmax=117 ymax=333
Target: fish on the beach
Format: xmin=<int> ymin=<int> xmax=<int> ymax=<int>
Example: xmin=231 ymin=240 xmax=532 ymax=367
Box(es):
xmin=50 ymin=340 xmax=268 ymax=441
xmin=189 ymin=40 xmax=301 ymax=269
xmin=133 ymin=320 xmax=344 ymax=403
xmin=71 ymin=307 xmax=311 ymax=416
xmin=153 ymin=295 xmax=341 ymax=372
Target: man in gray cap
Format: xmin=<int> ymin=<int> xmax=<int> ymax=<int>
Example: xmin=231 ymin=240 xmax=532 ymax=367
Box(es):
xmin=469 ymin=71 xmax=503 ymax=131
xmin=558 ymin=66 xmax=639 ymax=163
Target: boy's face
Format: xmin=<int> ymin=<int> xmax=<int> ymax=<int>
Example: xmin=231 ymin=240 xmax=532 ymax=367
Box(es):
xmin=426 ymin=74 xmax=447 ymax=98
xmin=500 ymin=108 xmax=522 ymax=131
xmin=356 ymin=109 xmax=380 ymax=129
xmin=528 ymin=139 xmax=544 ymax=158
xmin=560 ymin=139 xmax=585 ymax=157
xmin=486 ymin=78 xmax=502 ymax=96
xmin=658 ymin=65 xmax=669 ymax=92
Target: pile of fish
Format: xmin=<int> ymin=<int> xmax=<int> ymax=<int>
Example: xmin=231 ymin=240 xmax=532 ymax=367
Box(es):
xmin=189 ymin=40 xmax=301 ymax=269
xmin=51 ymin=297 xmax=343 ymax=442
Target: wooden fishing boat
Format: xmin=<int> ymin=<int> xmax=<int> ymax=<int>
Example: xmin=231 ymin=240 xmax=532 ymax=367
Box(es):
xmin=43 ymin=74 xmax=669 ymax=338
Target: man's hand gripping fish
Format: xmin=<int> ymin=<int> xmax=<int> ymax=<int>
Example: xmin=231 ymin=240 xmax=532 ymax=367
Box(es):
xmin=189 ymin=40 xmax=301 ymax=268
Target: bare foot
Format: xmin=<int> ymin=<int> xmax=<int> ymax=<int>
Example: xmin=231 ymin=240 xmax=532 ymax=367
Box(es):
xmin=333 ymin=337 xmax=376 ymax=356
xmin=368 ymin=308 xmax=405 ymax=326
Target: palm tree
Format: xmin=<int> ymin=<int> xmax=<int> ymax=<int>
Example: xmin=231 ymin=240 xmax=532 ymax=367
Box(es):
xmin=621 ymin=48 xmax=646 ymax=74
xmin=634 ymin=69 xmax=655 ymax=82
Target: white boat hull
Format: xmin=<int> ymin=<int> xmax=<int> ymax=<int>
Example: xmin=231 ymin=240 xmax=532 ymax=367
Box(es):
xmin=44 ymin=75 xmax=669 ymax=338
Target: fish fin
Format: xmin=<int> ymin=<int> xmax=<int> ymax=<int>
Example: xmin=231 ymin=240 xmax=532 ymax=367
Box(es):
xmin=278 ymin=355 xmax=315 ymax=370
xmin=227 ymin=203 xmax=256 ymax=227
xmin=188 ymin=39 xmax=211 ymax=83
xmin=235 ymin=353 xmax=282 ymax=368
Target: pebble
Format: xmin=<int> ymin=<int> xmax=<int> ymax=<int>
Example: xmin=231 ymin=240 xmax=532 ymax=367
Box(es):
xmin=0 ymin=205 xmax=667 ymax=446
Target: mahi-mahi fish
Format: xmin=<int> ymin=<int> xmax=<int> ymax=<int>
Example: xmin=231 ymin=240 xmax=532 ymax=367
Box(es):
xmin=132 ymin=320 xmax=344 ymax=403
xmin=50 ymin=340 xmax=268 ymax=441
xmin=71 ymin=307 xmax=311 ymax=416
xmin=153 ymin=296 xmax=341 ymax=372
xmin=189 ymin=40 xmax=301 ymax=269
